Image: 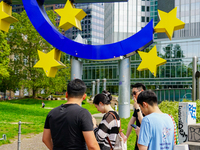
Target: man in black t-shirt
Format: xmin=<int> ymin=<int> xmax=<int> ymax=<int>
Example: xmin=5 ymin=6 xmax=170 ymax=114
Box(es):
xmin=125 ymin=83 xmax=146 ymax=150
xmin=42 ymin=79 xmax=100 ymax=150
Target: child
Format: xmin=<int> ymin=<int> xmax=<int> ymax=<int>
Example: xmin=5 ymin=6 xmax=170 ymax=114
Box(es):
xmin=42 ymin=102 xmax=45 ymax=108
xmin=114 ymin=103 xmax=117 ymax=112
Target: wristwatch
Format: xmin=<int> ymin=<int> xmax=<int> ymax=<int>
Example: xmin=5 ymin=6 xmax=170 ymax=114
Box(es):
xmin=136 ymin=108 xmax=140 ymax=112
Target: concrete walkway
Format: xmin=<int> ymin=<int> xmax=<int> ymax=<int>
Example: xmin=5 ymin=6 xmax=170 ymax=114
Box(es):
xmin=0 ymin=133 xmax=47 ymax=150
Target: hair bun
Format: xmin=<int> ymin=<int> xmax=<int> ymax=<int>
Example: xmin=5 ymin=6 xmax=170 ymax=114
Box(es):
xmin=102 ymin=90 xmax=112 ymax=102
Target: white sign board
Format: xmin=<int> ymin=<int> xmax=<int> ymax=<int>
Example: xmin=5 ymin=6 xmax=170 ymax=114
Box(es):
xmin=178 ymin=102 xmax=196 ymax=144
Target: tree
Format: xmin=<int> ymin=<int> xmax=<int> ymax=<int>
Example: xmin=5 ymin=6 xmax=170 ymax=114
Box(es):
xmin=0 ymin=67 xmax=21 ymax=97
xmin=45 ymin=62 xmax=71 ymax=95
xmin=7 ymin=10 xmax=70 ymax=98
xmin=0 ymin=30 xmax=12 ymax=97
xmin=39 ymin=54 xmax=71 ymax=96
xmin=0 ymin=31 xmax=10 ymax=79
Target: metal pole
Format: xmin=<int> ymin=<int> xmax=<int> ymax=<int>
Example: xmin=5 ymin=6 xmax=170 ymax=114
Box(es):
xmin=70 ymin=57 xmax=83 ymax=80
xmin=118 ymin=57 xmax=130 ymax=118
xmin=168 ymin=89 xmax=170 ymax=101
xmin=164 ymin=90 xmax=165 ymax=101
xmin=160 ymin=90 xmax=161 ymax=102
xmin=103 ymin=78 xmax=106 ymax=91
xmin=92 ymin=81 xmax=95 ymax=98
xmin=185 ymin=89 xmax=186 ymax=99
xmin=3 ymin=134 xmax=6 ymax=140
xmin=192 ymin=56 xmax=198 ymax=101
xmin=96 ymin=79 xmax=100 ymax=94
xmin=0 ymin=134 xmax=6 ymax=141
xmin=70 ymin=34 xmax=85 ymax=80
xmin=18 ymin=121 xmax=21 ymax=150
xmin=197 ymin=76 xmax=200 ymax=100
xmin=196 ymin=71 xmax=200 ymax=100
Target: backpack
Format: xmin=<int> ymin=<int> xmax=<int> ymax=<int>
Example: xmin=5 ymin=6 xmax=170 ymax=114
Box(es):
xmin=106 ymin=112 xmax=127 ymax=150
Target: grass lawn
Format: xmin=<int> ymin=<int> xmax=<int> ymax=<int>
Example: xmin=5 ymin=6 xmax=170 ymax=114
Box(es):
xmin=121 ymin=112 xmax=137 ymax=149
xmin=0 ymin=98 xmax=136 ymax=148
xmin=0 ymin=99 xmax=98 ymax=145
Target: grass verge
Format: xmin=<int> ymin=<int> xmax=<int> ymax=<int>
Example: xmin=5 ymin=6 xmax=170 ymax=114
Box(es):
xmin=0 ymin=98 xmax=98 ymax=146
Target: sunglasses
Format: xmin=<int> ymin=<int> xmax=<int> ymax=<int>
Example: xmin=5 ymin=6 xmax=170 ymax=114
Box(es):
xmin=132 ymin=91 xmax=139 ymax=96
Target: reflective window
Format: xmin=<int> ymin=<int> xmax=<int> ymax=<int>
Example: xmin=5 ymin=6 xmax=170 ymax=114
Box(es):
xmin=141 ymin=16 xmax=145 ymax=22
xmin=146 ymin=17 xmax=150 ymax=22
xmin=141 ymin=6 xmax=145 ymax=11
xmin=147 ymin=6 xmax=150 ymax=11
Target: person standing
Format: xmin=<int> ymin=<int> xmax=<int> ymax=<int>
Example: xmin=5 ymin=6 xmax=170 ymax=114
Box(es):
xmin=42 ymin=79 xmax=100 ymax=150
xmin=114 ymin=103 xmax=118 ymax=112
xmin=92 ymin=90 xmax=120 ymax=150
xmin=125 ymin=83 xmax=146 ymax=150
xmin=136 ymin=90 xmax=174 ymax=150
xmin=42 ymin=102 xmax=45 ymax=108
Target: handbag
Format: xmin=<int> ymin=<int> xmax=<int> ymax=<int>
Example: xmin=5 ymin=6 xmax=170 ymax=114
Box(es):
xmin=106 ymin=112 xmax=127 ymax=150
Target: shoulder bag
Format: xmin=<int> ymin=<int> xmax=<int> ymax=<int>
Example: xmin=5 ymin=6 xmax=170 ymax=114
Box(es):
xmin=106 ymin=112 xmax=127 ymax=150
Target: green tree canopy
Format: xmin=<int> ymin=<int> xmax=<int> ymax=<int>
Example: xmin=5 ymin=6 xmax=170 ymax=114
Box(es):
xmin=0 ymin=31 xmax=10 ymax=79
xmin=6 ymin=10 xmax=70 ymax=98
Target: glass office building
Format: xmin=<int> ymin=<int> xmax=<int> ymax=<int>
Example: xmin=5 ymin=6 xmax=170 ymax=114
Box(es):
xmin=83 ymin=37 xmax=199 ymax=101
xmin=152 ymin=0 xmax=200 ymax=100
xmin=11 ymin=1 xmax=200 ymax=101
xmin=82 ymin=0 xmax=200 ymax=101
xmin=104 ymin=0 xmax=150 ymax=44
xmin=65 ymin=3 xmax=104 ymax=45
xmin=153 ymin=37 xmax=200 ymax=101
xmin=174 ymin=0 xmax=200 ymax=38
xmin=150 ymin=0 xmax=158 ymax=39
xmin=12 ymin=4 xmax=65 ymax=27
xmin=83 ymin=0 xmax=151 ymax=95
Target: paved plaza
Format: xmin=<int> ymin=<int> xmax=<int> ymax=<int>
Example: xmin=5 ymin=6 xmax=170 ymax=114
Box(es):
xmin=0 ymin=133 xmax=47 ymax=150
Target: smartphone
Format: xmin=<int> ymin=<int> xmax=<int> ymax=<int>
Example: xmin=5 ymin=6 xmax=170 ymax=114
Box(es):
xmin=131 ymin=124 xmax=137 ymax=129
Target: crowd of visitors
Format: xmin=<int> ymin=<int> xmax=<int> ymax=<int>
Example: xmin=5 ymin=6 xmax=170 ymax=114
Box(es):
xmin=42 ymin=79 xmax=178 ymax=150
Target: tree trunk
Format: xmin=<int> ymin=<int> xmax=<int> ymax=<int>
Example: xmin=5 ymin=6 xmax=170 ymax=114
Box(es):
xmin=4 ymin=91 xmax=6 ymax=100
xmin=9 ymin=90 xmax=12 ymax=99
xmin=32 ymin=89 xmax=37 ymax=98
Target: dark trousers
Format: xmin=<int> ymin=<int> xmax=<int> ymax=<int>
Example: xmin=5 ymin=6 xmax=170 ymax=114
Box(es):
xmin=135 ymin=136 xmax=139 ymax=150
xmin=135 ymin=144 xmax=139 ymax=150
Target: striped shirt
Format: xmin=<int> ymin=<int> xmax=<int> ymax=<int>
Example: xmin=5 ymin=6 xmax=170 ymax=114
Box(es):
xmin=94 ymin=111 xmax=120 ymax=150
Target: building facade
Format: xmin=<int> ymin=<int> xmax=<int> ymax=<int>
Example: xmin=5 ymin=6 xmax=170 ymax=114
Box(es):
xmin=10 ymin=1 xmax=200 ymax=101
xmin=82 ymin=0 xmax=200 ymax=101
xmin=82 ymin=0 xmax=151 ymax=95
xmin=104 ymin=0 xmax=150 ymax=44
xmin=152 ymin=0 xmax=200 ymax=101
xmin=65 ymin=3 xmax=104 ymax=45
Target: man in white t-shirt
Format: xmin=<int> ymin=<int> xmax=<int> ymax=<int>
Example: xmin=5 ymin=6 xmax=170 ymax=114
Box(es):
xmin=135 ymin=90 xmax=174 ymax=150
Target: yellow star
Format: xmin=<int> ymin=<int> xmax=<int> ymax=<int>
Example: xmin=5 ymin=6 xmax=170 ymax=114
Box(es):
xmin=154 ymin=7 xmax=185 ymax=40
xmin=54 ymin=0 xmax=86 ymax=31
xmin=137 ymin=46 xmax=166 ymax=77
xmin=34 ymin=49 xmax=66 ymax=77
xmin=0 ymin=1 xmax=18 ymax=32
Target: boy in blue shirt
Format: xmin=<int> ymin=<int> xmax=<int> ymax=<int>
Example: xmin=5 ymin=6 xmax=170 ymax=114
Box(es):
xmin=135 ymin=90 xmax=174 ymax=150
